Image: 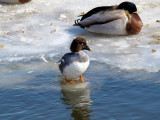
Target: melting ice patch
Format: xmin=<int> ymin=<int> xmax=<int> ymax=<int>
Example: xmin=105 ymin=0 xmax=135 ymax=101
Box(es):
xmin=0 ymin=0 xmax=160 ymax=72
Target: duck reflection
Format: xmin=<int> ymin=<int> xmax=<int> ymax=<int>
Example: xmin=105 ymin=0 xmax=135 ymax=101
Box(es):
xmin=60 ymin=80 xmax=92 ymax=120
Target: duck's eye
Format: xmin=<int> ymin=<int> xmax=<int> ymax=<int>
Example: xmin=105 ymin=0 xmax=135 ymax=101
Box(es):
xmin=80 ymin=42 xmax=84 ymax=46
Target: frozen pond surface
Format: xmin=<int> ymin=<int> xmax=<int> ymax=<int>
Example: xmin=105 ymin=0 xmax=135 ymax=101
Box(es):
xmin=0 ymin=0 xmax=160 ymax=119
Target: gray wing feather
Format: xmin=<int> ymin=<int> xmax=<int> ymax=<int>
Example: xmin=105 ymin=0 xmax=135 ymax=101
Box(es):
xmin=59 ymin=52 xmax=89 ymax=74
xmin=79 ymin=10 xmax=126 ymax=27
xmin=59 ymin=53 xmax=78 ymax=73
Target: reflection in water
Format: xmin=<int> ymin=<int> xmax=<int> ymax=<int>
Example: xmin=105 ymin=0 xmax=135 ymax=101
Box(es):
xmin=60 ymin=80 xmax=92 ymax=120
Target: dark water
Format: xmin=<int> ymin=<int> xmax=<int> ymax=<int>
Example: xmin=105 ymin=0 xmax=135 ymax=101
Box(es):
xmin=0 ymin=61 xmax=160 ymax=120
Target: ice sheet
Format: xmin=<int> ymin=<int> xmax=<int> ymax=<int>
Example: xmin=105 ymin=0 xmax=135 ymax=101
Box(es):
xmin=0 ymin=0 xmax=160 ymax=72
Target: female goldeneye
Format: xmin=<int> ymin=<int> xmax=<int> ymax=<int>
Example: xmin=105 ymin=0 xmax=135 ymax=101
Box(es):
xmin=0 ymin=0 xmax=31 ymax=4
xmin=74 ymin=1 xmax=143 ymax=35
xmin=59 ymin=37 xmax=92 ymax=84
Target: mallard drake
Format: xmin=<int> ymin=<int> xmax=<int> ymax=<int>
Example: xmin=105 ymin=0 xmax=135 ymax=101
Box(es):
xmin=59 ymin=37 xmax=92 ymax=84
xmin=0 ymin=0 xmax=31 ymax=4
xmin=74 ymin=1 xmax=143 ymax=35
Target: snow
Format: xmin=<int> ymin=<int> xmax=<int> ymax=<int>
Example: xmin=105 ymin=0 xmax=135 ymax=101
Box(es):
xmin=0 ymin=0 xmax=160 ymax=72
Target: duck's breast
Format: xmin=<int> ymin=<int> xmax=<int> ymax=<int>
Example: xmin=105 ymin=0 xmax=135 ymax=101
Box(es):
xmin=126 ymin=13 xmax=143 ymax=35
xmin=62 ymin=51 xmax=90 ymax=78
xmin=63 ymin=60 xmax=89 ymax=78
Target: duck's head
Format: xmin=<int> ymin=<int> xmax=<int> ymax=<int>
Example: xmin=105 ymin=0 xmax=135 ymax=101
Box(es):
xmin=70 ymin=36 xmax=92 ymax=53
xmin=118 ymin=1 xmax=137 ymax=14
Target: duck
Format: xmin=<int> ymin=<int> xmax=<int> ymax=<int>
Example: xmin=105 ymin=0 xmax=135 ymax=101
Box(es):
xmin=74 ymin=1 xmax=143 ymax=35
xmin=0 ymin=0 xmax=31 ymax=4
xmin=59 ymin=36 xmax=92 ymax=84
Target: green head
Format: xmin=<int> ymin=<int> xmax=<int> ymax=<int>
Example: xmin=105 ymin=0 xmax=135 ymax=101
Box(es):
xmin=118 ymin=1 xmax=137 ymax=13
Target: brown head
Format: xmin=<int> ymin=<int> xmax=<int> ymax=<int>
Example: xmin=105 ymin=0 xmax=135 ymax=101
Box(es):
xmin=70 ymin=36 xmax=92 ymax=53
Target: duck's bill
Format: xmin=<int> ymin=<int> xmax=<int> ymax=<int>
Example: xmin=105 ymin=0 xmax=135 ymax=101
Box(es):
xmin=89 ymin=48 xmax=93 ymax=51
xmin=85 ymin=45 xmax=93 ymax=51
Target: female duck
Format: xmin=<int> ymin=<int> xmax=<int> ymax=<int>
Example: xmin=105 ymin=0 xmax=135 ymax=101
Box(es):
xmin=59 ymin=37 xmax=92 ymax=84
xmin=74 ymin=1 xmax=143 ymax=35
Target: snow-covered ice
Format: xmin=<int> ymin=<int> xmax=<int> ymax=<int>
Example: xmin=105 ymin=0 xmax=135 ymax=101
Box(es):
xmin=0 ymin=0 xmax=160 ymax=72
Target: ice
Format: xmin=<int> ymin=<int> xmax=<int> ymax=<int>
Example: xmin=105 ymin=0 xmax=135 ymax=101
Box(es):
xmin=0 ymin=0 xmax=160 ymax=72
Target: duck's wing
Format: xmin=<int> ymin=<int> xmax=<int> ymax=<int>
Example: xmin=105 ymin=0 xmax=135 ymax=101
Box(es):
xmin=81 ymin=6 xmax=115 ymax=20
xmin=59 ymin=53 xmax=78 ymax=73
xmin=78 ymin=9 xmax=127 ymax=28
xmin=74 ymin=6 xmax=117 ymax=28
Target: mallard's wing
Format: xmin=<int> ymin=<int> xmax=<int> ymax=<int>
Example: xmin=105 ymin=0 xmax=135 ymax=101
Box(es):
xmin=81 ymin=6 xmax=115 ymax=20
xmin=78 ymin=10 xmax=127 ymax=28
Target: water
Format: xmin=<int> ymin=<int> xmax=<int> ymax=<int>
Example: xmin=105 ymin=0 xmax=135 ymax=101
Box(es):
xmin=0 ymin=0 xmax=160 ymax=119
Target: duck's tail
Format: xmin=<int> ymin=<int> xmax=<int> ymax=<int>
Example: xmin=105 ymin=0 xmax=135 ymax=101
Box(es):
xmin=73 ymin=19 xmax=85 ymax=28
